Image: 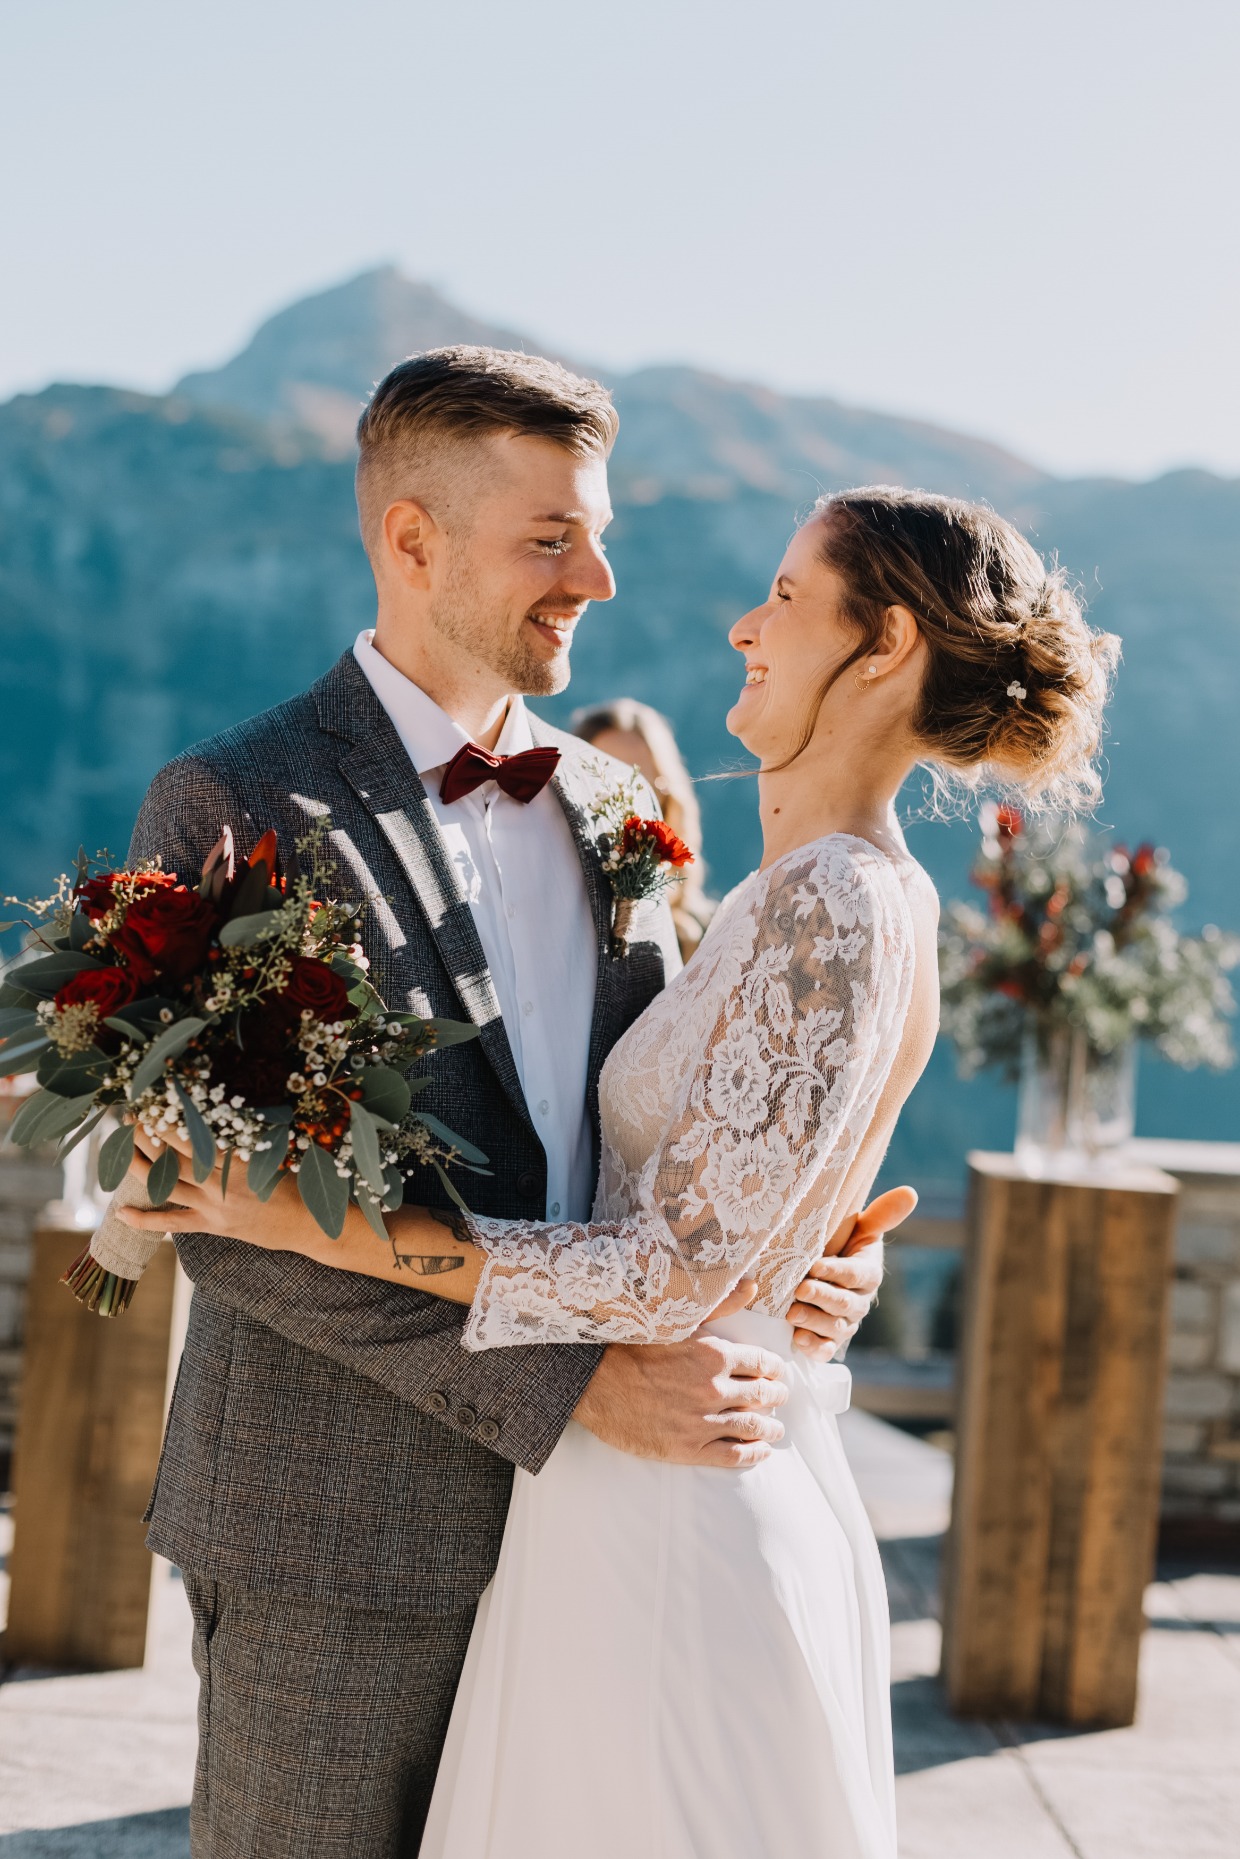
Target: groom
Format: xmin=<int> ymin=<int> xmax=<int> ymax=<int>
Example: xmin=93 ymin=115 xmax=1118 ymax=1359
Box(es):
xmin=129 ymin=345 xmax=890 ymax=1856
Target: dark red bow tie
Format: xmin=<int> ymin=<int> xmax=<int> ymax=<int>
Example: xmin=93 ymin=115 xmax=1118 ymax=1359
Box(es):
xmin=439 ymin=741 xmax=561 ymax=806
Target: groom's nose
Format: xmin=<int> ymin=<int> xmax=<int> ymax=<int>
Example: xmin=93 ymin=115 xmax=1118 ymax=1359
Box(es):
xmin=563 ymin=538 xmax=616 ymax=605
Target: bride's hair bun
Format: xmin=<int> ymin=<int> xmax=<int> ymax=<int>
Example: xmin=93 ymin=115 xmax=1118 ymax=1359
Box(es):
xmin=815 ymin=487 xmax=1120 ymax=814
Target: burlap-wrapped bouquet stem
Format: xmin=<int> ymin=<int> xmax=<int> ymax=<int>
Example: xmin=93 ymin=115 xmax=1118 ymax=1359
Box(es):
xmin=61 ymin=1175 xmax=172 ymax=1317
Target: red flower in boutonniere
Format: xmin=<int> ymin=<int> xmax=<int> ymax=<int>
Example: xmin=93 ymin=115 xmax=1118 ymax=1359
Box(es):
xmin=589 ymin=771 xmax=696 ymax=957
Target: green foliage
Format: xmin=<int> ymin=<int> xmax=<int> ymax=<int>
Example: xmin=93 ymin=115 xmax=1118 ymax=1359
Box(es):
xmin=939 ymin=806 xmax=1240 ymax=1079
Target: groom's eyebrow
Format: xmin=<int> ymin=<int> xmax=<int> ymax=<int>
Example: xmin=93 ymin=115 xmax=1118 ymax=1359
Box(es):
xmin=534 ymin=509 xmax=614 ymax=528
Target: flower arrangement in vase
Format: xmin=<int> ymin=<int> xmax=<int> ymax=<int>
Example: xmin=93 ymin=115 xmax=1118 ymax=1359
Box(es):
xmin=938 ymin=805 xmax=1239 ymax=1165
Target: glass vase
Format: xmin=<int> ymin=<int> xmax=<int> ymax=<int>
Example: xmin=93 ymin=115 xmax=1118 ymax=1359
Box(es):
xmin=1014 ymin=1026 xmax=1137 ymax=1175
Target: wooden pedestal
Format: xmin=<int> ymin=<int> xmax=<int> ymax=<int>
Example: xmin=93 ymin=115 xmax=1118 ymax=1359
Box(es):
xmin=940 ymin=1151 xmax=1178 ymax=1727
xmin=5 ymin=1224 xmax=179 ymax=1670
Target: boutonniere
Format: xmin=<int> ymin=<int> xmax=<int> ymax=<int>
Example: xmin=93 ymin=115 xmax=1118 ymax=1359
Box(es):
xmin=589 ymin=770 xmax=694 ymax=956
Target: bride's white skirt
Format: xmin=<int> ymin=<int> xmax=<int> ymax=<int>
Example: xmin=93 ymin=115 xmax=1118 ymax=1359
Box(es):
xmin=420 ymin=1314 xmax=896 ymax=1858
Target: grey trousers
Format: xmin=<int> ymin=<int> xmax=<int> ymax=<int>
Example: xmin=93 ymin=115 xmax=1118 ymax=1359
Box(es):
xmin=183 ymin=1572 xmax=477 ymax=1859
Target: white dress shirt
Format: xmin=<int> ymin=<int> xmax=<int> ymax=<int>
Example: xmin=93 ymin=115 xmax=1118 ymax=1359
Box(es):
xmin=353 ymin=630 xmax=598 ymax=1223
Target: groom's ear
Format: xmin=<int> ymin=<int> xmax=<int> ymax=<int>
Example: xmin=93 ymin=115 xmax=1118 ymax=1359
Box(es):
xmin=382 ymin=499 xmax=440 ymax=590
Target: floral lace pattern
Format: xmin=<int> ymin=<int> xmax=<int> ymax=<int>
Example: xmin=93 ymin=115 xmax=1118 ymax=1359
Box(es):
xmin=462 ymin=836 xmax=916 ymax=1349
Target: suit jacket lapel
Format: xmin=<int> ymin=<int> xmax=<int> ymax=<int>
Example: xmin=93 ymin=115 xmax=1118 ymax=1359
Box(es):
xmin=318 ymin=657 xmax=532 ymax=1133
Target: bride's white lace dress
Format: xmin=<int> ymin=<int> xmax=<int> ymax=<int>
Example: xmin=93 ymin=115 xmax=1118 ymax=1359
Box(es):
xmin=420 ymin=835 xmax=921 ymax=1859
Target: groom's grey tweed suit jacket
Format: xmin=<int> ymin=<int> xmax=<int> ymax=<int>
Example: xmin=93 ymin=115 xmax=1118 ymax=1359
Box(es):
xmin=130 ymin=651 xmax=679 ymax=1615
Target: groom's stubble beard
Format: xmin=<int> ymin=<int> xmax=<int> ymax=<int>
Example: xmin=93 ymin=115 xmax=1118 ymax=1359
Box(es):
xmin=429 ymin=542 xmax=576 ymax=698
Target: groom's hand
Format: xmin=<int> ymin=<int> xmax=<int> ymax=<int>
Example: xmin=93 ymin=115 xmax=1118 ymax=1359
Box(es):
xmin=574 ymin=1287 xmax=790 ymax=1470
xmin=786 ymin=1186 xmax=917 ymax=1360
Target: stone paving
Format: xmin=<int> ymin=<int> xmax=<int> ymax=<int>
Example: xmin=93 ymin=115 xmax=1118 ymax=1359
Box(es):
xmin=1 ymin=1414 xmax=1238 ymax=1857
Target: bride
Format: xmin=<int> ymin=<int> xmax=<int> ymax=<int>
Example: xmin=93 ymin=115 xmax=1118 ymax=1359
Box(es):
xmin=131 ymin=486 xmax=1116 ymax=1857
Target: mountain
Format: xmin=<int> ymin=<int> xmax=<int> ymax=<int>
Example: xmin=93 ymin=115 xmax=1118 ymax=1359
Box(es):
xmin=2 ymin=270 xmax=1237 ymax=1187
xmin=176 ymin=267 xmax=1048 ymax=507
xmin=175 ymin=266 xmax=558 ymax=453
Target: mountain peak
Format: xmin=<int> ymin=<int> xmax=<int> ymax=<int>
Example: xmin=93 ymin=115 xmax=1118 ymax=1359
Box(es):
xmin=174 ymin=265 xmax=570 ymax=452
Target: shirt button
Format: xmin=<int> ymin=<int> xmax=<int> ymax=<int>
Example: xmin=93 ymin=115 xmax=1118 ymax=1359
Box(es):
xmin=538 ymin=1100 xmax=549 ymax=1115
xmin=522 ymin=1001 xmax=533 ymax=1016
xmin=454 ymin=1405 xmax=478 ymax=1430
xmin=550 ymin=1202 xmax=561 ymax=1217
xmin=506 ymin=904 xmax=517 ymax=919
xmin=425 ymin=1392 xmax=449 ymax=1415
xmin=476 ymin=1417 xmax=501 ymax=1444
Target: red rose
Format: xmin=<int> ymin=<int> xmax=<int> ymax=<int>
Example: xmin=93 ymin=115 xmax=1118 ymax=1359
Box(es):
xmin=76 ymin=868 xmax=178 ymax=923
xmin=278 ymin=957 xmax=353 ymax=1023
xmin=53 ymin=965 xmax=139 ymax=1020
xmin=620 ymin=815 xmax=694 ymax=869
xmin=111 ymin=886 xmax=218 ymax=983
xmin=994 ymin=806 xmax=1023 ymax=840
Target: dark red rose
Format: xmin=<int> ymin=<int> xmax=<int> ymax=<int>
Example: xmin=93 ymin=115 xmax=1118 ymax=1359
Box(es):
xmin=619 ymin=815 xmax=695 ymax=869
xmin=75 ymin=868 xmax=178 ymax=924
xmin=111 ymin=886 xmax=218 ymax=983
xmin=278 ymin=957 xmax=353 ymax=1024
xmin=53 ymin=965 xmax=139 ymax=1020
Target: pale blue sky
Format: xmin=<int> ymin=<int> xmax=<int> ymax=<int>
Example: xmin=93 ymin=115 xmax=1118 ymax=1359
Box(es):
xmin=3 ymin=0 xmax=1237 ymax=478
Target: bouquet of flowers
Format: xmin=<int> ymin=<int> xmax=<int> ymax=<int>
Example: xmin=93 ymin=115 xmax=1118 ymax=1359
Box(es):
xmin=938 ymin=804 xmax=1240 ymax=1080
xmin=0 ymin=823 xmax=483 ymax=1314
xmin=590 ymin=769 xmax=694 ymax=955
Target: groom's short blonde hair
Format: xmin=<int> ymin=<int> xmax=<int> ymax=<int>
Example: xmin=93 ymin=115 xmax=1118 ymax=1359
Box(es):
xmin=355 ymin=345 xmax=618 ymax=557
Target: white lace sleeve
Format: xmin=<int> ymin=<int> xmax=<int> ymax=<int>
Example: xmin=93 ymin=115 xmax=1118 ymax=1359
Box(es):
xmin=461 ymin=842 xmax=913 ymax=1348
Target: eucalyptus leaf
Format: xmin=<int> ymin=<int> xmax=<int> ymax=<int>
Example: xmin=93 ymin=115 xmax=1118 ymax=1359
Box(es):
xmin=128 ymin=1016 xmax=208 ymax=1099
xmin=174 ymin=1081 xmax=217 ymax=1181
xmin=8 ymin=1087 xmax=54 ymax=1145
xmin=347 ymin=1100 xmax=386 ymax=1197
xmin=11 ymin=1088 xmax=96 ymax=1147
xmin=97 ymin=1121 xmax=136 ymax=1191
xmin=381 ymin=1164 xmax=405 ymax=1212
xmin=147 ymin=1142 xmax=181 ymax=1208
xmin=426 ymin=1017 xmax=480 ymax=1048
xmin=297 ymin=1141 xmax=349 ymax=1240
xmin=37 ymin=1043 xmax=110 ymax=1097
xmin=416 ymin=1114 xmax=489 ymax=1167
xmin=431 ymin=1161 xmax=472 ymax=1214
xmin=0 ymin=1007 xmax=41 ymax=1038
xmin=247 ymin=1126 xmax=290 ymax=1199
xmin=104 ymin=997 xmax=178 ymax=1036
xmin=0 ymin=981 xmax=39 ymax=1010
xmin=358 ymin=1065 xmax=411 ymax=1125
xmin=54 ymin=1105 xmax=107 ymax=1163
xmin=354 ymin=1186 xmax=391 ymax=1241
xmin=218 ymin=909 xmax=282 ymax=949
xmin=8 ymin=950 xmax=105 ymax=999
xmin=219 ymin=1147 xmax=233 ymax=1200
xmin=0 ymin=1036 xmax=53 ymax=1076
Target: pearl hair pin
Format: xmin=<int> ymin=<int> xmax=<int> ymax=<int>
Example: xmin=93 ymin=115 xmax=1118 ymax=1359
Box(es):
xmin=1007 ymin=680 xmax=1027 ymax=703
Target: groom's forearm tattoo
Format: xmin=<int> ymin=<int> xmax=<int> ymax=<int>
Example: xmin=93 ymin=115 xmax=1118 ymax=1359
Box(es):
xmin=391 ymin=1207 xmax=473 ymax=1275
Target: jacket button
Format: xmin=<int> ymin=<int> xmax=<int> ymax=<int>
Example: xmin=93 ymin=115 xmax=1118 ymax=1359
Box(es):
xmin=476 ymin=1417 xmax=501 ymax=1444
xmin=454 ymin=1405 xmax=478 ymax=1429
xmin=425 ymin=1391 xmax=449 ymax=1415
xmin=516 ymin=1170 xmax=541 ymax=1198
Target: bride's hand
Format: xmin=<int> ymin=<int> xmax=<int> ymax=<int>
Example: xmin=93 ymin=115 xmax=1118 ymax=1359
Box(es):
xmin=787 ymin=1186 xmax=918 ymax=1358
xmin=118 ymin=1124 xmax=317 ymax=1255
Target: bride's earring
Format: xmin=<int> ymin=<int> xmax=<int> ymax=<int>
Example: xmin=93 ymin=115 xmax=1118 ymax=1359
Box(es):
xmin=853 ymin=663 xmax=879 ymax=692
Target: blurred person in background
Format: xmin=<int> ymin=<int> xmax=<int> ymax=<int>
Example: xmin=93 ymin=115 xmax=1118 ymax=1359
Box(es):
xmin=573 ymin=697 xmax=716 ymax=960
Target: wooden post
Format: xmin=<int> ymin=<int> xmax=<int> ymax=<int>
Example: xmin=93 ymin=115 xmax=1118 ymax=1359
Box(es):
xmin=5 ymin=1223 xmax=179 ymax=1670
xmin=940 ymin=1151 xmax=1178 ymax=1727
